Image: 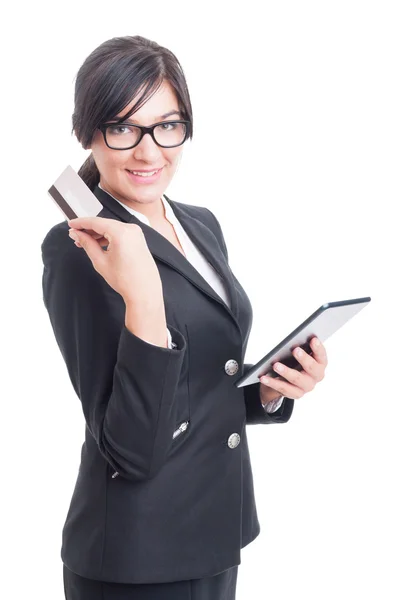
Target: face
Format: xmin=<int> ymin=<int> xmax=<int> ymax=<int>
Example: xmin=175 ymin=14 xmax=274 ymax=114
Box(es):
xmin=88 ymin=80 xmax=185 ymax=218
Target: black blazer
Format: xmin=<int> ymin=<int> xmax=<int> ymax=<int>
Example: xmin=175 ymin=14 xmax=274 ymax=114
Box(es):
xmin=41 ymin=184 xmax=294 ymax=584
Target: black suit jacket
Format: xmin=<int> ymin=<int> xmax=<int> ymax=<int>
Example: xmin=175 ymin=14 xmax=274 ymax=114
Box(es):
xmin=41 ymin=184 xmax=294 ymax=584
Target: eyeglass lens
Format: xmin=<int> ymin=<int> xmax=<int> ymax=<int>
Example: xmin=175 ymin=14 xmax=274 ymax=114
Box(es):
xmin=106 ymin=122 xmax=187 ymax=149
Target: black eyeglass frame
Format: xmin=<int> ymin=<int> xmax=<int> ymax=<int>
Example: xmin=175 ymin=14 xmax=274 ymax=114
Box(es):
xmin=98 ymin=119 xmax=191 ymax=150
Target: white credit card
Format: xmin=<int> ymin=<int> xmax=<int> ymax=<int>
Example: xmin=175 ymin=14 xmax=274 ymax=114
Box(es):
xmin=48 ymin=164 xmax=103 ymax=220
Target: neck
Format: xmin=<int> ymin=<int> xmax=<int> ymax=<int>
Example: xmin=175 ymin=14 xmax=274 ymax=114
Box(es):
xmin=98 ymin=181 xmax=166 ymax=221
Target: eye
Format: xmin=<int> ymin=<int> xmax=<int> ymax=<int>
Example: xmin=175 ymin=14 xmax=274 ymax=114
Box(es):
xmin=159 ymin=122 xmax=177 ymax=130
xmin=108 ymin=125 xmax=130 ymax=135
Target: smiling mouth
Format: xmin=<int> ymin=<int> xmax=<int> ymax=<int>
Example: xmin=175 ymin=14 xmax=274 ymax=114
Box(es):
xmin=126 ymin=168 xmax=163 ymax=177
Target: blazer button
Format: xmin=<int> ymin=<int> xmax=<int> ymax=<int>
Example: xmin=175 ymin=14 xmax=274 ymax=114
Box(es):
xmin=228 ymin=433 xmax=241 ymax=449
xmin=225 ymin=359 xmax=239 ymax=376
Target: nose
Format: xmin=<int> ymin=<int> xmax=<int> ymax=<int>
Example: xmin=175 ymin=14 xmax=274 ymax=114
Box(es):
xmin=133 ymin=132 xmax=163 ymax=163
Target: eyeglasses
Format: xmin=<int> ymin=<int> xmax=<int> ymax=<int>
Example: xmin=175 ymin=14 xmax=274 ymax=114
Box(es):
xmin=98 ymin=120 xmax=191 ymax=150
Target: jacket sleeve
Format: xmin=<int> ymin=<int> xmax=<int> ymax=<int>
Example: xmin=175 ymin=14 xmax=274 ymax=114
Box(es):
xmin=41 ymin=225 xmax=187 ymax=482
xmin=242 ymin=364 xmax=294 ymax=425
xmin=202 ymin=209 xmax=295 ymax=425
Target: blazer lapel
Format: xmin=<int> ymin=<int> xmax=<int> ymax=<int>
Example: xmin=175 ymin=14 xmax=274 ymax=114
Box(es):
xmin=93 ymin=185 xmax=239 ymax=326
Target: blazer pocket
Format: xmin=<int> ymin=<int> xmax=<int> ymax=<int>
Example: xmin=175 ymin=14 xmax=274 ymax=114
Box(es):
xmin=172 ymin=323 xmax=191 ymax=443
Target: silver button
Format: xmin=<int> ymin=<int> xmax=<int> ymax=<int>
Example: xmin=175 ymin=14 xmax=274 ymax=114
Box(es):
xmin=225 ymin=359 xmax=239 ymax=376
xmin=228 ymin=433 xmax=241 ymax=449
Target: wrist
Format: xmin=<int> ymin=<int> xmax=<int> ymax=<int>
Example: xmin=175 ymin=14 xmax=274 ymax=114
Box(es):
xmin=122 ymin=281 xmax=163 ymax=307
xmin=261 ymin=395 xmax=282 ymax=407
xmin=262 ymin=395 xmax=284 ymax=413
xmin=260 ymin=384 xmax=283 ymax=406
xmin=124 ymin=296 xmax=167 ymax=348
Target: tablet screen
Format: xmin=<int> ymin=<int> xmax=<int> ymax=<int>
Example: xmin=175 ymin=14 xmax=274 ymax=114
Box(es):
xmin=235 ymin=297 xmax=371 ymax=388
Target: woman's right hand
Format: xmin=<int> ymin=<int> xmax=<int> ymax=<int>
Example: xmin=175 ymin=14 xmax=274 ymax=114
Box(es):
xmin=67 ymin=216 xmax=162 ymax=303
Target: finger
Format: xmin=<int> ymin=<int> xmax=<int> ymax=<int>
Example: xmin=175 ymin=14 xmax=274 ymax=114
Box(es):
xmin=309 ymin=337 xmax=328 ymax=366
xmin=272 ymin=361 xmax=316 ymax=392
xmin=260 ymin=375 xmax=305 ymax=400
xmin=97 ymin=237 xmax=110 ymax=247
xmin=82 ymin=231 xmax=108 ymax=246
xmin=80 ymin=228 xmax=102 ymax=238
xmin=67 ymin=217 xmax=113 ymax=236
xmin=291 ymin=343 xmax=326 ymax=382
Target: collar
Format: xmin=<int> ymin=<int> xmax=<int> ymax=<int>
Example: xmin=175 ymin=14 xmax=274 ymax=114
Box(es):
xmin=97 ymin=182 xmax=176 ymax=227
xmin=92 ymin=183 xmax=240 ymax=327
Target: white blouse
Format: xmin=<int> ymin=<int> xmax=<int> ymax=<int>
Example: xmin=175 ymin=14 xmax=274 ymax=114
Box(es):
xmin=98 ymin=183 xmax=284 ymax=414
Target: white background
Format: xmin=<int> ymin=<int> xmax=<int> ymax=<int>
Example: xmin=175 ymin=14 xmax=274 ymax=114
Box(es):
xmin=1 ymin=1 xmax=397 ymax=598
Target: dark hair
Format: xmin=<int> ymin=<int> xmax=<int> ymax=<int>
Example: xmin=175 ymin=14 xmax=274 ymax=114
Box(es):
xmin=71 ymin=35 xmax=194 ymax=190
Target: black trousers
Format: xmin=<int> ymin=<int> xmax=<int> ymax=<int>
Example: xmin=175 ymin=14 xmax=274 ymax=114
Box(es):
xmin=63 ymin=564 xmax=238 ymax=600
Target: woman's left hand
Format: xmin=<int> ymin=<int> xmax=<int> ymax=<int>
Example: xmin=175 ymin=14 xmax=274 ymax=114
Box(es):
xmin=259 ymin=336 xmax=328 ymax=404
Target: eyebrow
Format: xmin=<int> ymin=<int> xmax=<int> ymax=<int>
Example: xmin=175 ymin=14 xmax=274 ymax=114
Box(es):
xmin=114 ymin=110 xmax=181 ymax=124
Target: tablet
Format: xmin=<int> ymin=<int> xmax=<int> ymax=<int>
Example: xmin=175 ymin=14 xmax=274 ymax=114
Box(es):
xmin=235 ymin=297 xmax=371 ymax=388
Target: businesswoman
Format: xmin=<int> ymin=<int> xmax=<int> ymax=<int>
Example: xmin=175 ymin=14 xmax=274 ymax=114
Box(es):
xmin=41 ymin=35 xmax=328 ymax=600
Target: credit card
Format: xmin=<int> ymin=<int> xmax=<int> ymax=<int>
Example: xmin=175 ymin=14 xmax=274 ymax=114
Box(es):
xmin=48 ymin=164 xmax=103 ymax=220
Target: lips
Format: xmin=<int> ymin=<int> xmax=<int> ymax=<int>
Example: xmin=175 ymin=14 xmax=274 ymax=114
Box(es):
xmin=125 ymin=167 xmax=164 ymax=184
xmin=126 ymin=168 xmax=163 ymax=174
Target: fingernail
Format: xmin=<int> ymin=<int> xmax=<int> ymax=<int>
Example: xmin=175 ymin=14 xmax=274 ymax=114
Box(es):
xmin=313 ymin=338 xmax=320 ymax=347
xmin=295 ymin=348 xmax=303 ymax=357
xmin=274 ymin=363 xmax=284 ymax=373
xmin=261 ymin=376 xmax=269 ymax=385
xmin=69 ymin=230 xmax=78 ymax=241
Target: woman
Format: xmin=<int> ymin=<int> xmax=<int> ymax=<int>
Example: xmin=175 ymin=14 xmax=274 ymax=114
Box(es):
xmin=41 ymin=35 xmax=328 ymax=600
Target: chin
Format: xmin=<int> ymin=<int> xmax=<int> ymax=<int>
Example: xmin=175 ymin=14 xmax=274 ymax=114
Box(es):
xmin=126 ymin=188 xmax=166 ymax=202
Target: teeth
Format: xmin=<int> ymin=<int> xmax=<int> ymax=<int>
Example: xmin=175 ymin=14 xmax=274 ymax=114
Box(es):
xmin=129 ymin=169 xmax=159 ymax=177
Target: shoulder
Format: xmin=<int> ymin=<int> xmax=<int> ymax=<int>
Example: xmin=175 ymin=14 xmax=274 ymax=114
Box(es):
xmin=41 ymin=220 xmax=69 ymax=260
xmin=41 ymin=220 xmax=94 ymax=278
